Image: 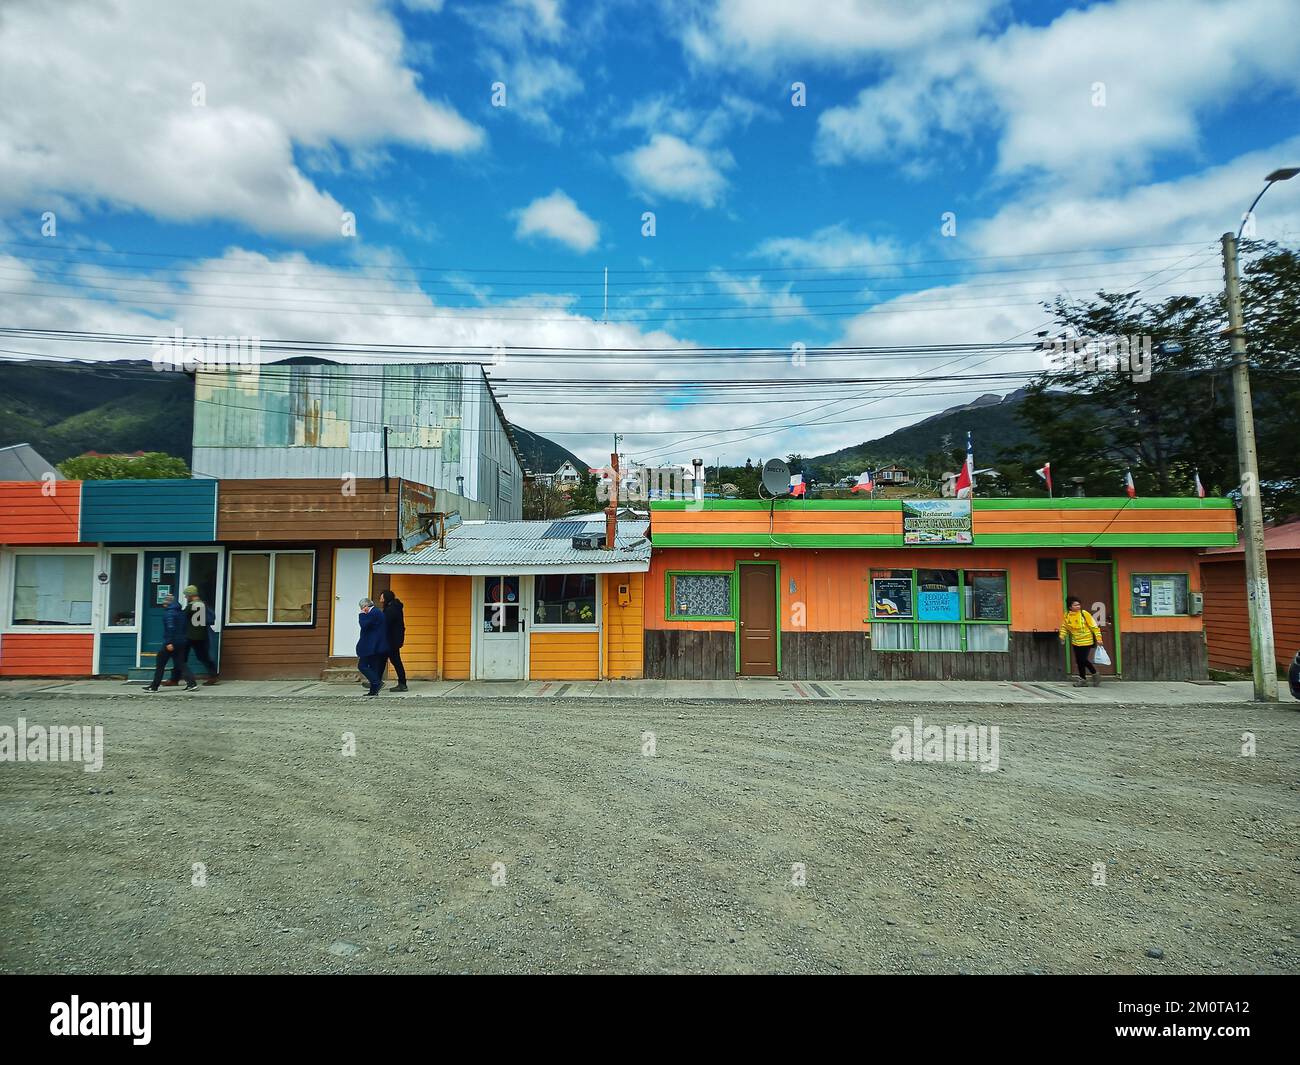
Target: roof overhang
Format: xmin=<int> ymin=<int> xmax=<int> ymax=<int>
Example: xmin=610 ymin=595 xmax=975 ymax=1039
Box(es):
xmin=372 ymin=555 xmax=650 ymax=575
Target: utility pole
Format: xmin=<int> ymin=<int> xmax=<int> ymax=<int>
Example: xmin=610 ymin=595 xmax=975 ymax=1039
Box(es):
xmin=1221 ymin=231 xmax=1277 ymax=701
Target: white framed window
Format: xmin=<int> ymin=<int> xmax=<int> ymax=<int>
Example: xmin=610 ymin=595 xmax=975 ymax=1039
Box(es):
xmin=6 ymin=549 xmax=97 ymax=630
xmin=225 ymin=550 xmax=316 ymax=626
xmin=532 ymin=573 xmax=599 ymax=630
xmin=105 ymin=549 xmax=141 ymax=630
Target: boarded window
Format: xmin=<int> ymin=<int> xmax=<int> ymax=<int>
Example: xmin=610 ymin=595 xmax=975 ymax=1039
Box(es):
xmin=11 ymin=554 xmax=94 ymax=626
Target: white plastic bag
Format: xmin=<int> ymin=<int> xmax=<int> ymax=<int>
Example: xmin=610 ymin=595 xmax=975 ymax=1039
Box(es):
xmin=1093 ymin=644 xmax=1111 ymax=667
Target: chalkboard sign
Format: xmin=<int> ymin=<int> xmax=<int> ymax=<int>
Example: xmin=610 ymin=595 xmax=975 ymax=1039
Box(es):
xmin=971 ymin=574 xmax=1007 ymax=620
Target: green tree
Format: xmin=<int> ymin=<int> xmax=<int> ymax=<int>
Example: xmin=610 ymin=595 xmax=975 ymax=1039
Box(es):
xmin=57 ymin=451 xmax=191 ymax=480
xmin=568 ymin=472 xmax=601 ymax=513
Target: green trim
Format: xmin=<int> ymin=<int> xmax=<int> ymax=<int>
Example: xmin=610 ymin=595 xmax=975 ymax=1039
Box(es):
xmin=735 ymin=560 xmax=780 ymax=676
xmin=1062 ymin=559 xmax=1122 ymax=676
xmin=650 ymin=496 xmax=1233 ymax=512
xmin=654 ymin=532 xmax=1238 ymax=548
xmin=664 ymin=569 xmax=736 ymax=621
xmin=1128 ymin=571 xmax=1192 ymax=618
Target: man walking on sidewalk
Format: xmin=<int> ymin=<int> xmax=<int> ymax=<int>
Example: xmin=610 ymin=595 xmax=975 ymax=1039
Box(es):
xmin=166 ymin=585 xmax=219 ymax=686
xmin=144 ymin=594 xmax=196 ymax=692
xmin=356 ymin=597 xmax=388 ymax=697
xmin=378 ymin=589 xmax=408 ymax=692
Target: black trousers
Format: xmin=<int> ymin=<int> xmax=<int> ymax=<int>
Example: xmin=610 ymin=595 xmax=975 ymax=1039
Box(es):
xmin=380 ymin=648 xmax=406 ymax=685
xmin=153 ymin=643 xmax=194 ymax=687
xmin=173 ymin=637 xmax=216 ymax=679
xmin=1073 ymin=643 xmax=1097 ymax=679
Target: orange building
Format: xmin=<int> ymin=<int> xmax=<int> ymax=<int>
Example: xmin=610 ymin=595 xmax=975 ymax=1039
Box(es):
xmin=1200 ymin=522 xmax=1300 ymax=673
xmin=646 ymin=497 xmax=1237 ymax=681
xmin=372 ymin=518 xmax=650 ymax=681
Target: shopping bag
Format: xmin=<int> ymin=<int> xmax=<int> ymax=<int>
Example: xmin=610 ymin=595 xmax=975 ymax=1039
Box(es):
xmin=1093 ymin=644 xmax=1111 ymax=667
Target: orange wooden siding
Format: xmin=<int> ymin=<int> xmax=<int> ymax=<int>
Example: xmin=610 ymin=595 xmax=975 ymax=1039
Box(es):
xmin=648 ymin=547 xmax=1209 ymax=636
xmin=604 ymin=572 xmax=644 ymax=678
xmin=0 ymin=481 xmax=82 ymax=544
xmin=1202 ymin=555 xmax=1299 ymax=670
xmin=388 ymin=573 xmax=440 ymax=679
xmin=0 ymin=633 xmax=94 ymax=676
xmin=530 ymin=631 xmax=600 ymax=679
xmin=442 ymin=575 xmax=473 ymax=680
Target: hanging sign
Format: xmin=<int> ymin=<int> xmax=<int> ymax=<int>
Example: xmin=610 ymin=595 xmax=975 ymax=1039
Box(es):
xmin=903 ymin=499 xmax=972 ymax=545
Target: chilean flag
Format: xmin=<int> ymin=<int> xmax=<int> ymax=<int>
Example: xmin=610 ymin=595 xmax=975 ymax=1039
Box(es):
xmin=1124 ymin=469 xmax=1137 ymax=498
xmin=789 ymin=473 xmax=806 ymax=497
xmin=1035 ymin=462 xmax=1052 ymax=495
xmin=952 ymin=432 xmax=974 ymax=498
xmin=1194 ymin=470 xmax=1206 ymax=498
xmin=850 ymin=470 xmax=874 ymax=493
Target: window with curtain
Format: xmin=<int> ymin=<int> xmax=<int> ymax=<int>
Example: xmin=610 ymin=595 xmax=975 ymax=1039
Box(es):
xmin=227 ymin=551 xmax=314 ymax=625
xmin=11 ymin=554 xmax=95 ymax=626
xmin=870 ymin=568 xmax=1010 ymax=652
xmin=668 ymin=572 xmax=732 ymax=619
xmin=534 ymin=573 xmax=597 ymax=626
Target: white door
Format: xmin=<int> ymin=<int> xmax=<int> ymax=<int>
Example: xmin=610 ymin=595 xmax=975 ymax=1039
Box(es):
xmin=477 ymin=575 xmax=527 ymax=680
xmin=331 ymin=548 xmax=372 ymax=657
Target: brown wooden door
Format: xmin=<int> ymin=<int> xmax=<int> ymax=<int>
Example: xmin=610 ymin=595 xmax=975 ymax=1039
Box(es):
xmin=738 ymin=564 xmax=777 ymax=676
xmin=1063 ymin=562 xmax=1118 ymax=675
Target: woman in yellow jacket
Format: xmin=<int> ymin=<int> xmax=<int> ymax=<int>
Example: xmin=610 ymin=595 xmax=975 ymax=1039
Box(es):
xmin=1059 ymin=596 xmax=1104 ymax=686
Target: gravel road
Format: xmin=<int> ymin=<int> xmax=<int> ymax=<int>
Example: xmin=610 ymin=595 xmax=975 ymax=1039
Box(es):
xmin=1 ymin=693 xmax=1297 ymax=974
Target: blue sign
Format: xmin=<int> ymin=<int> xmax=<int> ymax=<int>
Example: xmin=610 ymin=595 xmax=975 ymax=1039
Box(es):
xmin=918 ymin=589 xmax=960 ymax=621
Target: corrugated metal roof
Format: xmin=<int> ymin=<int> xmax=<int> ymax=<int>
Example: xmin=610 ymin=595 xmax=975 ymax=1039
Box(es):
xmin=373 ymin=518 xmax=651 ymax=574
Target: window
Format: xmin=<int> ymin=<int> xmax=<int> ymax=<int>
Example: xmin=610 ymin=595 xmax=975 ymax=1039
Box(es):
xmin=226 ymin=551 xmax=315 ymax=625
xmin=484 ymin=575 xmax=522 ymax=632
xmin=106 ymin=552 xmax=139 ymax=628
xmin=667 ymin=572 xmax=733 ymax=620
xmin=1131 ymin=573 xmax=1190 ymax=616
xmin=871 ymin=568 xmax=1009 ymax=652
xmin=11 ymin=553 xmax=95 ymax=626
xmin=534 ymin=573 xmax=597 ymax=627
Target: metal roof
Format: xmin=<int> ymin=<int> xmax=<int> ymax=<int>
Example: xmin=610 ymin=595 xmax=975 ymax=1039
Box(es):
xmin=373 ymin=518 xmax=651 ymax=574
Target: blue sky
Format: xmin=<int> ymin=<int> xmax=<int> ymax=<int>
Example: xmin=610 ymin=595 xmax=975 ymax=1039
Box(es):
xmin=1 ymin=0 xmax=1298 ymax=467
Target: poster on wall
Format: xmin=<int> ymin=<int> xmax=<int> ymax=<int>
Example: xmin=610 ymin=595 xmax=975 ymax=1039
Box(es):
xmin=1150 ymin=577 xmax=1177 ymax=616
xmin=872 ymin=577 xmax=913 ymax=619
xmin=155 ymin=584 xmax=172 ymax=604
xmin=903 ymin=499 xmax=973 ymax=545
xmin=151 ymin=558 xmax=161 ymax=582
xmin=917 ymin=573 xmax=961 ymax=621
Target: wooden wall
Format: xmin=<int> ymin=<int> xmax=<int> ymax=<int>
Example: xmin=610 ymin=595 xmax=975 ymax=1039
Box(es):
xmin=443 ymin=575 xmax=473 ymax=680
xmin=604 ymin=572 xmax=644 ymax=679
xmin=388 ymin=573 xmax=439 ymax=679
xmin=530 ymin=631 xmax=599 ymax=679
xmin=0 ymin=633 xmax=94 ymax=676
xmin=0 ymin=481 xmax=81 ymax=544
xmin=216 ymin=479 xmax=403 ymax=541
xmin=80 ymin=479 xmax=216 ymax=543
xmin=1202 ymin=555 xmax=1299 ymax=671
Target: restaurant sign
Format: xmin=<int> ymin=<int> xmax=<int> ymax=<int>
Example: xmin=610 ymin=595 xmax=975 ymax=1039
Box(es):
xmin=902 ymin=499 xmax=973 ymax=545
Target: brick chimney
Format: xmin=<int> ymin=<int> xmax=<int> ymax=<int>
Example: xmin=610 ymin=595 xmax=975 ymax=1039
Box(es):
xmin=606 ymin=451 xmax=619 ymax=549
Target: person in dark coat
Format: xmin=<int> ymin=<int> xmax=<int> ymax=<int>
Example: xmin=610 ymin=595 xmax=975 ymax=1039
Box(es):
xmin=356 ymin=597 xmax=389 ymax=697
xmin=377 ymin=589 xmax=408 ymax=692
xmin=168 ymin=584 xmax=219 ymax=685
xmin=144 ymin=594 xmax=196 ymax=692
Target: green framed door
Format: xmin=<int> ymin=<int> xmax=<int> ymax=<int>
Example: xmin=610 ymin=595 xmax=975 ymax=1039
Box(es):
xmin=1062 ymin=560 xmax=1119 ymax=675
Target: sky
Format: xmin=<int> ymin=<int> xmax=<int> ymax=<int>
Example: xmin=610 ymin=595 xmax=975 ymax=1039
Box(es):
xmin=1 ymin=0 xmax=1298 ymax=470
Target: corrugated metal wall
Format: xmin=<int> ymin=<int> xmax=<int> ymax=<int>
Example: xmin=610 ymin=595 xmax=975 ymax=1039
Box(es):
xmin=191 ymin=363 xmax=521 ymax=516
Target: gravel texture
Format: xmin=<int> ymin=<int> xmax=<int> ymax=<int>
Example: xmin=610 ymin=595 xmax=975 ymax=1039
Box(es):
xmin=1 ymin=692 xmax=1297 ymax=974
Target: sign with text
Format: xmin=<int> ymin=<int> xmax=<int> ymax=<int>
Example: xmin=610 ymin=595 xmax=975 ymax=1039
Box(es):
xmin=872 ymin=577 xmax=913 ymax=619
xmin=903 ymin=499 xmax=973 ymax=545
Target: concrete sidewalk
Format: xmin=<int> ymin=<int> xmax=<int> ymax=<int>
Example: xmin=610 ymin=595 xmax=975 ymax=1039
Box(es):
xmin=0 ymin=676 xmax=1267 ymax=704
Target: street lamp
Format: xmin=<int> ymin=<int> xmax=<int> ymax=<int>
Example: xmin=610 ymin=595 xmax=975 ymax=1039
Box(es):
xmin=1221 ymin=166 xmax=1296 ymax=701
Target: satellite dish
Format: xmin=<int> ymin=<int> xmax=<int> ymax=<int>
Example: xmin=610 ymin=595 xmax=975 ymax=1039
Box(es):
xmin=761 ymin=458 xmax=791 ymax=497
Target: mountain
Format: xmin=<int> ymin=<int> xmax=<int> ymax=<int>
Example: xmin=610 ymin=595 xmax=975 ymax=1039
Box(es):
xmin=0 ymin=359 xmax=583 ymax=478
xmin=808 ymin=389 xmax=1036 ymax=475
xmin=509 ymin=424 xmax=586 ymax=476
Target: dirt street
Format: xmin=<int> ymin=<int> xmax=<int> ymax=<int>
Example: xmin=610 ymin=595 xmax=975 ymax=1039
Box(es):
xmin=1 ymin=693 xmax=1297 ymax=974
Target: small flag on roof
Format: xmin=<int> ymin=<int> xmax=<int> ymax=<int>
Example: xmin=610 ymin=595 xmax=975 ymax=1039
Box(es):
xmin=789 ymin=473 xmax=806 ymax=497
xmin=1194 ymin=469 xmax=1205 ymax=498
xmin=1035 ymin=462 xmax=1052 ymax=496
xmin=850 ymin=470 xmax=874 ymax=493
xmin=952 ymin=432 xmax=974 ymax=498
xmin=1124 ymin=469 xmax=1137 ymax=498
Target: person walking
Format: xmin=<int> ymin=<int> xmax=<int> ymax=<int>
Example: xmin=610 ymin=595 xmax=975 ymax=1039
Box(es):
xmin=1058 ymin=595 xmax=1103 ymax=687
xmin=356 ymin=597 xmax=388 ymax=697
xmin=166 ymin=585 xmax=219 ymax=686
xmin=378 ymin=589 xmax=408 ymax=693
xmin=144 ymin=593 xmax=196 ymax=692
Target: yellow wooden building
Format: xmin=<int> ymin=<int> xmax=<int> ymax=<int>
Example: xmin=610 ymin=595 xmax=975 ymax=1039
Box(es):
xmin=372 ymin=518 xmax=650 ymax=681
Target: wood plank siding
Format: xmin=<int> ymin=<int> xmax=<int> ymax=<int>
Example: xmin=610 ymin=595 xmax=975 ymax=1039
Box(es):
xmin=1202 ymin=555 xmax=1300 ymax=671
xmin=0 ymin=633 xmax=94 ymax=676
xmin=0 ymin=480 xmax=82 ymax=544
xmin=216 ymin=478 xmax=405 ymax=542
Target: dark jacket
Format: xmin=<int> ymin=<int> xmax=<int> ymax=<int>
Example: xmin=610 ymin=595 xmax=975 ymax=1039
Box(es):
xmin=162 ymin=601 xmax=189 ymax=645
xmin=356 ymin=607 xmax=388 ymax=658
xmin=382 ymin=596 xmax=405 ymax=650
xmin=184 ymin=599 xmax=211 ymax=642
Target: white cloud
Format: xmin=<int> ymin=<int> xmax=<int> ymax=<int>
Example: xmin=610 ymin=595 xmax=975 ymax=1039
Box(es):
xmin=707 ymin=270 xmax=805 ymax=312
xmin=484 ymin=53 xmax=584 ymax=137
xmin=617 ymin=133 xmax=733 ymax=207
xmin=513 ymin=189 xmax=600 ymax=252
xmin=753 ymin=224 xmax=903 ymax=271
xmin=0 ymin=0 xmax=483 ymax=241
xmin=815 ymin=0 xmax=1300 ymax=188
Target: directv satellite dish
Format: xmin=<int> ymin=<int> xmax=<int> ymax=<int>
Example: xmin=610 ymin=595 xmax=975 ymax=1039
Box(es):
xmin=761 ymin=458 xmax=791 ymax=497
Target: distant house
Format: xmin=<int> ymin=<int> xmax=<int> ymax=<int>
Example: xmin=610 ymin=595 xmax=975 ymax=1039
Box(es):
xmin=875 ymin=465 xmax=910 ymax=485
xmin=553 ymin=461 xmax=582 ymax=486
xmin=0 ymin=443 xmax=60 ymax=481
